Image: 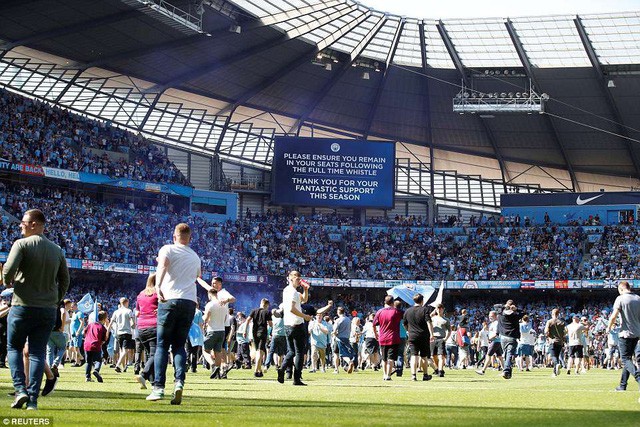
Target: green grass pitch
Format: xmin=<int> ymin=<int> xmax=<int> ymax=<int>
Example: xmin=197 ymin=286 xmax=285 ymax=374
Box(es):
xmin=0 ymin=366 xmax=637 ymax=426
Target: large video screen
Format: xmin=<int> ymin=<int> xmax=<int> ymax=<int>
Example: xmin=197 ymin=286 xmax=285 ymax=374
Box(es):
xmin=271 ymin=137 xmax=395 ymax=209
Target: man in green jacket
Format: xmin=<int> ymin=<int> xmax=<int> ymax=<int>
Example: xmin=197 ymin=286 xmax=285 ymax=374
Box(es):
xmin=2 ymin=209 xmax=69 ymax=410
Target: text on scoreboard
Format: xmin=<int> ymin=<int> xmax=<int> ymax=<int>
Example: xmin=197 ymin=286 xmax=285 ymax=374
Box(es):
xmin=271 ymin=137 xmax=395 ymax=208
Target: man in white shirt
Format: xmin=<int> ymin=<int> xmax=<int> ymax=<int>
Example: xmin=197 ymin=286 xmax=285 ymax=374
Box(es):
xmin=476 ymin=311 xmax=504 ymax=375
xmin=566 ymin=315 xmax=586 ymax=375
xmin=108 ymin=298 xmax=134 ymax=373
xmin=211 ymin=276 xmax=235 ymax=305
xmin=516 ymin=316 xmax=536 ymax=372
xmin=203 ymin=288 xmax=229 ymax=379
xmin=198 ymin=276 xmax=235 ymax=361
xmin=277 ymin=271 xmax=311 ymax=386
xmin=308 ymin=313 xmax=329 ymax=373
xmin=361 ymin=314 xmax=380 ymax=370
xmin=147 ymin=223 xmax=204 ymax=405
xmin=476 ymin=322 xmax=490 ymax=368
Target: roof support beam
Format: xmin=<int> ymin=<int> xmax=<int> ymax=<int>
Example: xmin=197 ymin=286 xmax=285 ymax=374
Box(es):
xmin=0 ymin=8 xmax=144 ymax=51
xmin=217 ymin=9 xmax=373 ymax=115
xmin=53 ymin=68 xmax=85 ymax=103
xmin=437 ymin=20 xmax=511 ymax=187
xmin=289 ymin=16 xmax=391 ymax=134
xmin=505 ymin=18 xmax=579 ymax=191
xmin=363 ymin=19 xmax=405 ymax=138
xmin=215 ymin=110 xmax=236 ymax=153
xmin=149 ymin=2 xmax=356 ymax=93
xmin=419 ymin=21 xmax=435 ymax=198
xmin=138 ymin=91 xmax=165 ymax=131
xmin=317 ymin=9 xmax=369 ymax=51
xmin=349 ymin=14 xmax=386 ymax=61
xmin=574 ymin=15 xmax=640 ymax=179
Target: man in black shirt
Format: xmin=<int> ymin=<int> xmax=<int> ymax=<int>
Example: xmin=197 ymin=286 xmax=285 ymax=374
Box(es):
xmin=494 ymin=300 xmax=524 ymax=380
xmin=246 ymin=299 xmax=272 ymax=378
xmin=403 ymin=294 xmax=435 ymax=381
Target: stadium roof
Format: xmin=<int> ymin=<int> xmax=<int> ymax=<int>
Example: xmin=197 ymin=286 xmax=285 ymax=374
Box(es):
xmin=1 ymin=0 xmax=640 ymax=191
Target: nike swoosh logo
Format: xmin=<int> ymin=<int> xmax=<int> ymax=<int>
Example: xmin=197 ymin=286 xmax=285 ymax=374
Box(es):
xmin=576 ymin=194 xmax=604 ymax=205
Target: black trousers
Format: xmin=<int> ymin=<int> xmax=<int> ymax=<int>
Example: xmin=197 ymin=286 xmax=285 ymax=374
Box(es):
xmin=185 ymin=341 xmax=201 ymax=372
xmin=281 ymin=324 xmax=306 ymax=382
xmin=138 ymin=327 xmax=157 ymax=381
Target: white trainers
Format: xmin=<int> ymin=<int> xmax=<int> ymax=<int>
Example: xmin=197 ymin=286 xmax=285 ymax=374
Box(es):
xmin=171 ymin=383 xmax=183 ymax=405
xmin=136 ymin=375 xmax=147 ymax=390
xmin=146 ymin=388 xmax=164 ymax=401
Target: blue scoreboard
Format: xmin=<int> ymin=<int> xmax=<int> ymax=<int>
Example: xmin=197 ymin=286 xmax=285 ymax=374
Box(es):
xmin=271 ymin=137 xmax=395 ymax=209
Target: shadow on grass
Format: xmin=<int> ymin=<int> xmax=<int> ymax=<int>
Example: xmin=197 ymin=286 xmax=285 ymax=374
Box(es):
xmin=4 ymin=386 xmax=637 ymax=410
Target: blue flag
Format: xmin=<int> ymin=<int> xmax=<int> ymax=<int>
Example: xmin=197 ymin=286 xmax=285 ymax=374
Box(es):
xmin=78 ymin=293 xmax=94 ymax=314
xmin=386 ymin=284 xmax=436 ymax=306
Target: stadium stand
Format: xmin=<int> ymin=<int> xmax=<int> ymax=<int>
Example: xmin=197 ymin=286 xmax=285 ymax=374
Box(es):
xmin=0 ymin=88 xmax=189 ymax=185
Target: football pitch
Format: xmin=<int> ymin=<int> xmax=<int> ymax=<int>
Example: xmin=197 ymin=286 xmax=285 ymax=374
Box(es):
xmin=0 ymin=366 xmax=637 ymax=426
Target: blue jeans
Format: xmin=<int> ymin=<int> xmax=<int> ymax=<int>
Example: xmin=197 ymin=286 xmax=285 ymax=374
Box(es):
xmin=549 ymin=342 xmax=564 ymax=373
xmin=8 ymin=306 xmax=56 ymax=403
xmin=396 ymin=339 xmax=406 ymax=372
xmin=46 ymin=331 xmax=67 ymax=367
xmin=264 ymin=337 xmax=276 ymax=368
xmin=336 ymin=337 xmax=354 ymax=362
xmin=500 ymin=336 xmax=518 ymax=374
xmin=85 ymin=350 xmax=102 ymax=378
xmin=618 ymin=337 xmax=640 ymax=389
xmin=153 ymin=299 xmax=196 ymax=389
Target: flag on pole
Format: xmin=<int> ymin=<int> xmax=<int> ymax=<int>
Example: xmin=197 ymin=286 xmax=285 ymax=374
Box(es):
xmin=77 ymin=293 xmax=94 ymax=314
xmin=429 ymin=281 xmax=445 ymax=308
xmin=387 ymin=284 xmax=436 ymax=306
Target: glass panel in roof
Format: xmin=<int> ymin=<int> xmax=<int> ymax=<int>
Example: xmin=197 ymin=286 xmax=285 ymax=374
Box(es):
xmin=360 ymin=18 xmax=400 ymax=62
xmin=304 ymin=9 xmax=365 ymax=45
xmin=512 ymin=16 xmax=591 ymax=67
xmin=423 ymin=22 xmax=455 ymax=68
xmin=330 ymin=12 xmax=381 ymax=55
xmin=227 ymin=0 xmax=272 ymax=17
xmin=445 ymin=19 xmax=522 ymax=68
xmin=317 ymin=9 xmax=369 ymax=50
xmin=581 ymin=13 xmax=640 ymax=65
xmin=276 ymin=4 xmax=351 ymax=37
xmin=231 ymin=0 xmax=290 ymax=16
xmin=393 ymin=21 xmax=422 ymax=67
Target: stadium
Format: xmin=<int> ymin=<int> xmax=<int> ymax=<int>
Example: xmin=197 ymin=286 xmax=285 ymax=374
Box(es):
xmin=0 ymin=0 xmax=639 ymax=425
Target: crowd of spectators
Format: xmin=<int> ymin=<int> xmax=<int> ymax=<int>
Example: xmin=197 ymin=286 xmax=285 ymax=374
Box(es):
xmin=2 ymin=180 xmax=639 ymax=280
xmin=446 ymin=226 xmax=585 ymax=281
xmin=0 ymin=88 xmax=189 ymax=185
xmin=584 ymin=225 xmax=640 ymax=279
